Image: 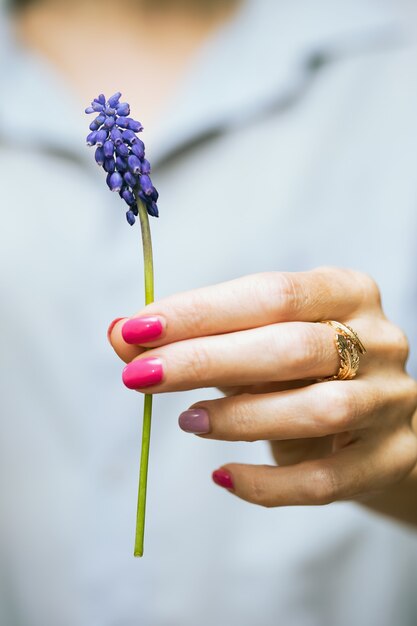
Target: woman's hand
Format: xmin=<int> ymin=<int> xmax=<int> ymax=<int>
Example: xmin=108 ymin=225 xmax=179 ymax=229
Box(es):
xmin=108 ymin=268 xmax=417 ymax=517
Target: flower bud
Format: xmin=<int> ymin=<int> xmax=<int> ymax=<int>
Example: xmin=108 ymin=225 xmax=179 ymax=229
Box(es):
xmin=126 ymin=210 xmax=136 ymax=225
xmin=150 ymin=187 xmax=159 ymax=202
xmin=147 ymin=201 xmax=159 ymax=218
xmin=96 ymin=94 xmax=106 ymax=105
xmin=131 ymin=140 xmax=145 ymax=159
xmin=92 ymin=101 xmax=104 ymax=112
xmin=85 ymin=106 xmax=95 ymax=114
xmin=116 ymin=143 xmax=129 ymax=158
xmin=108 ymin=92 xmax=122 ymax=107
xmin=140 ymin=174 xmax=153 ymax=195
xmin=140 ymin=158 xmax=151 ymax=174
xmin=107 ymin=172 xmax=123 ymax=192
xmin=103 ymin=157 xmax=116 ymax=173
xmin=116 ymin=117 xmax=130 ymax=129
xmin=128 ymin=155 xmax=142 ymax=175
xmin=95 ymin=146 xmax=105 ymax=166
xmin=117 ymin=103 xmax=130 ymax=116
xmin=122 ymin=129 xmax=137 ymax=145
xmin=104 ymin=116 xmax=116 ymax=129
xmin=121 ymin=188 xmax=135 ymax=206
xmin=103 ymin=140 xmax=114 ymax=158
xmin=86 ymin=131 xmax=97 ymax=146
xmin=95 ymin=129 xmax=108 ymax=147
xmin=115 ymin=156 xmax=128 ymax=172
xmin=127 ymin=119 xmax=143 ymax=133
xmin=110 ymin=128 xmax=123 ymax=146
xmin=124 ymin=171 xmax=137 ymax=187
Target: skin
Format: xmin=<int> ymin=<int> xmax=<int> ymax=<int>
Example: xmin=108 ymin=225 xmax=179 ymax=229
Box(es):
xmin=14 ymin=0 xmax=240 ymax=127
xmin=14 ymin=1 xmax=417 ymax=526
xmin=109 ymin=268 xmax=417 ymax=527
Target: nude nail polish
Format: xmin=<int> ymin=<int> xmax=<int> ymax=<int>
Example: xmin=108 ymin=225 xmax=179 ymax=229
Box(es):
xmin=178 ymin=408 xmax=210 ymax=434
xmin=122 ymin=357 xmax=163 ymax=389
xmin=122 ymin=316 xmax=163 ymax=344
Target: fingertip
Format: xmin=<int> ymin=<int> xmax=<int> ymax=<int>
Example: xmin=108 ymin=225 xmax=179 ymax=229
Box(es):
xmin=107 ymin=317 xmax=127 ymax=345
xmin=212 ymin=467 xmax=235 ymax=490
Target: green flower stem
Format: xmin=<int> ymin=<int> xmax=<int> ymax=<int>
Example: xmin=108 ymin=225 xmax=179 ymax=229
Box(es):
xmin=134 ymin=196 xmax=154 ymax=558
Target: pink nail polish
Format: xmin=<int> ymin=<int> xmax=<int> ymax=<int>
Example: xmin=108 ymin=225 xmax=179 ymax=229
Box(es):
xmin=212 ymin=469 xmax=234 ymax=490
xmin=122 ymin=316 xmax=164 ymax=344
xmin=107 ymin=317 xmax=125 ymax=344
xmin=122 ymin=357 xmax=163 ymax=389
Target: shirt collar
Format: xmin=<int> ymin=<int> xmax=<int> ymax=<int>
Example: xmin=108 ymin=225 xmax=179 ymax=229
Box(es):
xmin=0 ymin=0 xmax=410 ymax=167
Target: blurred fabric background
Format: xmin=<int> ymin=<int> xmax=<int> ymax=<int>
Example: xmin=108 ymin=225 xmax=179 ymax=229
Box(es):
xmin=1 ymin=1 xmax=417 ymax=625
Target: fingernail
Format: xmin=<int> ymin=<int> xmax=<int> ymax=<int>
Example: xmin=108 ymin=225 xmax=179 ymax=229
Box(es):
xmin=107 ymin=317 xmax=125 ymax=344
xmin=122 ymin=357 xmax=163 ymax=389
xmin=122 ymin=316 xmax=164 ymax=344
xmin=178 ymin=408 xmax=210 ymax=434
xmin=212 ymin=469 xmax=234 ymax=490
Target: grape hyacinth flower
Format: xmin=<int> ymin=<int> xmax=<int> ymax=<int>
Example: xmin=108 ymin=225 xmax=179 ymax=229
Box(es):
xmin=85 ymin=92 xmax=159 ymax=225
xmin=86 ymin=93 xmax=158 ymax=557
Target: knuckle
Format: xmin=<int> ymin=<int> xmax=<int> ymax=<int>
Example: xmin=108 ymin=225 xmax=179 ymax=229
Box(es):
xmin=258 ymin=271 xmax=300 ymax=319
xmin=315 ymin=384 xmax=358 ymax=432
xmin=356 ymin=271 xmax=382 ymax=309
xmin=295 ymin=323 xmax=328 ymax=372
xmin=308 ymin=464 xmax=340 ymax=505
xmin=184 ymin=341 xmax=211 ymax=382
xmin=394 ymin=429 xmax=417 ymax=479
xmin=389 ymin=324 xmax=410 ymax=365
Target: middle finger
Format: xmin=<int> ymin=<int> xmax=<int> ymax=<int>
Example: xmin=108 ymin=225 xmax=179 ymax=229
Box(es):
xmin=122 ymin=321 xmax=343 ymax=392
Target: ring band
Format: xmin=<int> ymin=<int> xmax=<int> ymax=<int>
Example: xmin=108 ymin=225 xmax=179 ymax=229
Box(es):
xmin=318 ymin=320 xmax=366 ymax=381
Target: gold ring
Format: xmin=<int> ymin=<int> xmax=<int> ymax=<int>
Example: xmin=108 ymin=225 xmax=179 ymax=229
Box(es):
xmin=318 ymin=320 xmax=366 ymax=381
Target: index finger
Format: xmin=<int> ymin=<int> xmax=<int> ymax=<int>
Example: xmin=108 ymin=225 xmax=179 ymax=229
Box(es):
xmin=109 ymin=267 xmax=379 ymax=359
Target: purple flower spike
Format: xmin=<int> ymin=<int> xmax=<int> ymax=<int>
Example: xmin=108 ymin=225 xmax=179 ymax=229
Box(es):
xmin=128 ymin=155 xmax=142 ymax=175
xmin=108 ymin=172 xmax=123 ymax=192
xmin=85 ymin=91 xmax=159 ymax=221
xmin=117 ymin=102 xmax=130 ymax=116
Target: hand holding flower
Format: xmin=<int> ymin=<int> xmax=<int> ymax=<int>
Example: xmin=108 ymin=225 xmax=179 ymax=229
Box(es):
xmin=108 ymin=268 xmax=417 ymax=520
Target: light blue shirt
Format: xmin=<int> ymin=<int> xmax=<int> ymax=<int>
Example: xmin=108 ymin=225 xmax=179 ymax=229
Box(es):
xmin=1 ymin=1 xmax=417 ymax=625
